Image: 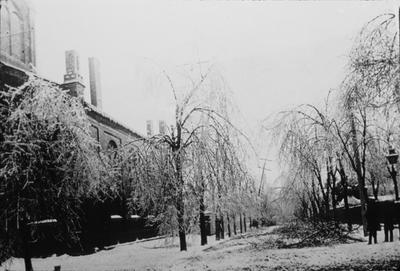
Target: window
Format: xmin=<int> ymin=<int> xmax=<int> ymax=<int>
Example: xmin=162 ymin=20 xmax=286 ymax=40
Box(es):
xmin=107 ymin=140 xmax=118 ymax=150
xmin=0 ymin=6 xmax=11 ymax=55
xmin=107 ymin=140 xmax=118 ymax=160
xmin=90 ymin=125 xmax=100 ymax=142
xmin=10 ymin=12 xmax=24 ymax=61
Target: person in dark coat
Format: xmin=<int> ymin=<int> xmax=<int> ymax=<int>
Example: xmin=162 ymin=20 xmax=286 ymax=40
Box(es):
xmin=383 ymin=201 xmax=394 ymax=242
xmin=366 ymin=199 xmax=380 ymax=244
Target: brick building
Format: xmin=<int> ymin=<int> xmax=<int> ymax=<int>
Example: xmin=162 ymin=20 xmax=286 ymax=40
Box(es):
xmin=0 ymin=0 xmax=35 ymax=73
xmin=60 ymin=49 xmax=143 ymax=149
xmin=0 ymin=0 xmax=155 ymax=254
xmin=0 ymin=0 xmax=143 ymax=151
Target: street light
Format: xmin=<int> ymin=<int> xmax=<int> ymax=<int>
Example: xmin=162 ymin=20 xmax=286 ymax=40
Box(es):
xmin=386 ymin=146 xmax=399 ymax=201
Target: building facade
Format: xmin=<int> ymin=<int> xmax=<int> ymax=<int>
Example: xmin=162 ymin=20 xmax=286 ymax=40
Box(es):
xmin=0 ymin=0 xmax=153 ymax=255
xmin=0 ymin=0 xmax=35 ymax=73
xmin=0 ymin=0 xmax=143 ymax=151
xmin=59 ymin=50 xmax=143 ymax=149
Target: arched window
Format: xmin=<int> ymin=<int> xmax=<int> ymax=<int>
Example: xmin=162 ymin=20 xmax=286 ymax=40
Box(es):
xmin=0 ymin=6 xmax=11 ymax=55
xmin=10 ymin=12 xmax=23 ymax=61
xmin=107 ymin=140 xmax=118 ymax=159
xmin=107 ymin=140 xmax=118 ymax=150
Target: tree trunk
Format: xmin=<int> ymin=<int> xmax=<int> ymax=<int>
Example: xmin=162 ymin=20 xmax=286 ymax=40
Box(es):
xmin=316 ymin=174 xmax=328 ymax=219
xmin=310 ymin=199 xmax=318 ymax=224
xmin=174 ymin=121 xmax=187 ymax=251
xmin=370 ymin=172 xmax=379 ymax=200
xmin=233 ymin=214 xmax=237 ymax=235
xmin=176 ymin=190 xmax=187 ymax=251
xmin=220 ymin=215 xmax=225 ymax=239
xmin=227 ymin=214 xmax=231 ymax=237
xmin=215 ymin=215 xmax=220 ymax=241
xmin=329 ymin=167 xmax=337 ymax=223
xmin=338 ymin=158 xmax=352 ymax=231
xmin=172 ymin=128 xmax=187 ymax=251
xmin=325 ymin=164 xmax=331 ymax=220
xmin=175 ymin=155 xmax=187 ymax=251
xmin=199 ymin=195 xmax=207 ymax=246
xmin=21 ymin=222 xmax=33 ymax=271
xmin=389 ymin=165 xmax=399 ymax=201
xmin=311 ymin=178 xmax=322 ymax=219
xmin=239 ymin=213 xmax=243 ymax=234
xmin=350 ymin=114 xmax=367 ymax=236
xmin=243 ymin=213 xmax=247 ymax=232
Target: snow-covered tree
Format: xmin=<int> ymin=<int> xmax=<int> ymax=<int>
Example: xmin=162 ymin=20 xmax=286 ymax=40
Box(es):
xmin=0 ymin=79 xmax=106 ymax=271
xmin=117 ymin=63 xmax=258 ymax=251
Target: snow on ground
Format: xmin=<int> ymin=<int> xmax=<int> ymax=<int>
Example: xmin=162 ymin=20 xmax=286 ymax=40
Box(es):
xmin=2 ymin=233 xmax=238 ymax=271
xmin=2 ymin=226 xmax=400 ymax=271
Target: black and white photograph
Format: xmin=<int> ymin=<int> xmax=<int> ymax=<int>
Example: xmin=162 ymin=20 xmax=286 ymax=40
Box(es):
xmin=1 ymin=0 xmax=400 ymax=270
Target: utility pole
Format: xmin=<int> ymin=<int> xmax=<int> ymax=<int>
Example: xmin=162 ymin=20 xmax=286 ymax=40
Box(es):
xmin=258 ymin=158 xmax=271 ymax=196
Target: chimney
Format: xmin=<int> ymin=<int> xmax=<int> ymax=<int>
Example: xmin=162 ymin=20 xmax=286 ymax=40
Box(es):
xmin=146 ymin=120 xmax=153 ymax=137
xmin=88 ymin=57 xmax=103 ymax=110
xmin=159 ymin=120 xmax=166 ymax=135
xmin=61 ymin=50 xmax=85 ymax=98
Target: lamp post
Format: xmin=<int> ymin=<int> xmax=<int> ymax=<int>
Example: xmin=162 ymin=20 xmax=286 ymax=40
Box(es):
xmin=386 ymin=146 xmax=399 ymax=201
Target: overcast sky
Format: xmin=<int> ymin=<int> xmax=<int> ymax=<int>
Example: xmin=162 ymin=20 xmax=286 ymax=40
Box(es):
xmin=32 ymin=0 xmax=399 ymax=185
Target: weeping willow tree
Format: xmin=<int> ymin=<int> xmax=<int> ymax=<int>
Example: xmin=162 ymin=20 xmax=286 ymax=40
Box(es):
xmin=339 ymin=12 xmax=400 ymax=234
xmin=0 ymin=78 xmax=107 ymax=271
xmin=270 ymin=12 xmax=400 ymax=233
xmin=112 ymin=63 xmax=258 ymax=251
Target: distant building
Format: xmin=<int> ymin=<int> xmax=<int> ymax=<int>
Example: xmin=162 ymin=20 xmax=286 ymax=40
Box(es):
xmin=146 ymin=120 xmax=153 ymax=137
xmin=159 ymin=120 xmax=167 ymax=135
xmin=145 ymin=120 xmax=167 ymax=136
